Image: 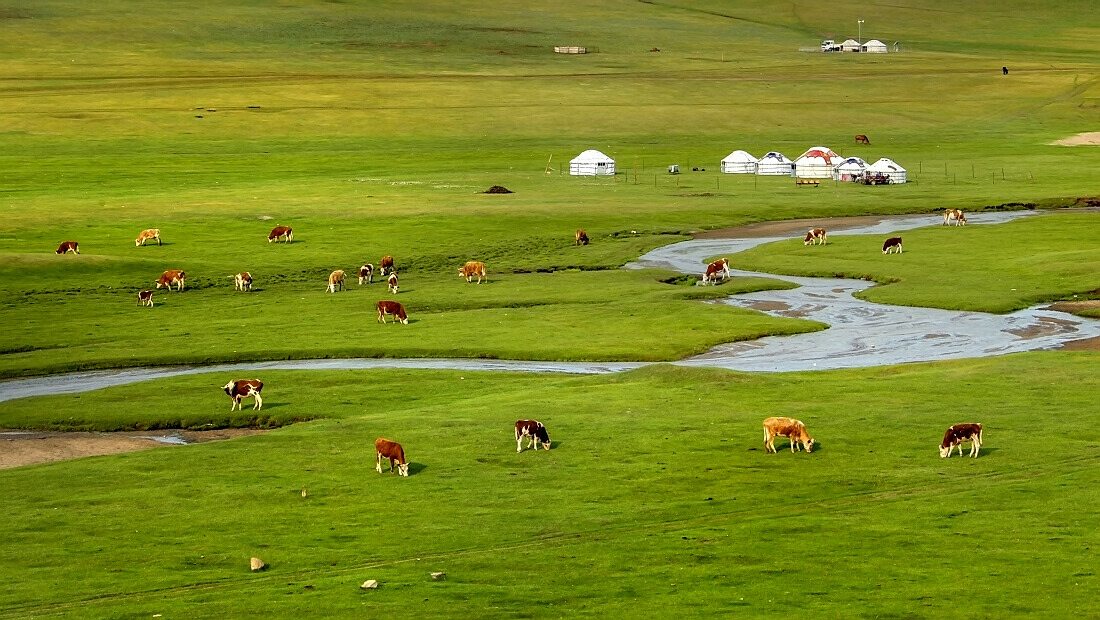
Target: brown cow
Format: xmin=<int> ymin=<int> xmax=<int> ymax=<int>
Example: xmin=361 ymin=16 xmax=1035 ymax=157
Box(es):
xmin=763 ymin=417 xmax=815 ymax=454
xmin=379 ymin=255 xmax=394 ymax=276
xmin=377 ymin=300 xmax=409 ymax=324
xmin=387 ymin=272 xmax=399 ymax=294
xmin=702 ymin=258 xmax=730 ymax=285
xmin=135 ymin=229 xmax=161 ymax=246
xmin=575 ymin=229 xmax=589 ymax=246
xmin=358 ymin=264 xmax=374 ymax=285
xmin=222 ymin=379 xmax=263 ymax=411
xmin=233 ymin=272 xmax=252 ymax=292
xmin=855 ymin=134 xmax=870 ymax=144
xmin=804 ymin=228 xmax=828 ymax=245
xmin=268 ymin=226 xmax=293 ymax=243
xmin=137 ymin=290 xmax=154 ymax=307
xmin=882 ymin=237 xmax=903 ymax=254
xmin=515 ymin=420 xmax=551 ymax=453
xmin=375 ymin=438 xmax=410 ymax=476
xmin=55 ymin=241 xmax=79 ymax=255
xmin=459 ymin=261 xmax=486 ymax=284
xmin=943 ymin=209 xmax=967 ymax=226
xmin=155 ymin=269 xmax=186 ymax=291
xmin=327 ymin=269 xmax=346 ymax=293
xmin=940 ymin=423 xmax=983 ymax=458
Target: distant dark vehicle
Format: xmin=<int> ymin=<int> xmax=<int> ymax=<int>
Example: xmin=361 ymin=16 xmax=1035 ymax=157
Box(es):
xmin=860 ymin=172 xmax=891 ymax=185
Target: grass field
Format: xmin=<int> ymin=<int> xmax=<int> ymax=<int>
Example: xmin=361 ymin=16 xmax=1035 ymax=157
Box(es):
xmin=1 ymin=354 xmax=1098 ymax=617
xmin=3 ymin=0 xmax=1100 ymax=617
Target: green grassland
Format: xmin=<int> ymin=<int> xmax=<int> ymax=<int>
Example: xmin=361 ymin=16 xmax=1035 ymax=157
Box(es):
xmin=1 ymin=355 xmax=1098 ymax=617
xmin=728 ymin=210 xmax=1100 ymax=312
xmin=3 ymin=0 xmax=1100 ymax=618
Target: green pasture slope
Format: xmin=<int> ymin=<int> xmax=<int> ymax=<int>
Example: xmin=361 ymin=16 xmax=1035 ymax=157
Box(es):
xmin=1 ymin=354 xmax=1098 ymax=617
xmin=2 ymin=0 xmax=1100 ymax=617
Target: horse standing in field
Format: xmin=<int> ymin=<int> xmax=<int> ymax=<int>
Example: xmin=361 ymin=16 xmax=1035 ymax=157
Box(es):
xmin=855 ymin=134 xmax=870 ymax=145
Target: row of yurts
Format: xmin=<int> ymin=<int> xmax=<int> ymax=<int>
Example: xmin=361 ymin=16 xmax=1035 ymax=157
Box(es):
xmin=568 ymin=147 xmax=907 ymax=183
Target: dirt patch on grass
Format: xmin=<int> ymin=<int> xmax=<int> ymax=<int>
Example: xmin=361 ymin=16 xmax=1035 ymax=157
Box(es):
xmin=1044 ymin=300 xmax=1100 ymax=314
xmin=1051 ymin=132 xmax=1100 ymax=146
xmin=0 ymin=428 xmax=266 ymax=470
xmin=1059 ymin=335 xmax=1100 ymax=351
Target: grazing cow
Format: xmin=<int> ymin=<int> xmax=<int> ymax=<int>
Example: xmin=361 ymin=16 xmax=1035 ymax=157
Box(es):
xmin=234 ymin=271 xmax=252 ymax=292
xmin=855 ymin=134 xmax=870 ymax=145
xmin=222 ymin=379 xmax=263 ymax=411
xmin=943 ymin=209 xmax=967 ymax=226
xmin=375 ymin=438 xmax=410 ymax=476
xmin=882 ymin=237 xmax=903 ymax=254
xmin=135 ymin=228 xmax=161 ymax=246
xmin=763 ymin=417 xmax=815 ymax=454
xmin=575 ymin=229 xmax=590 ymax=246
xmin=55 ymin=241 xmax=79 ymax=255
xmin=379 ymin=255 xmax=394 ymax=276
xmin=459 ymin=261 xmax=486 ymax=284
xmin=940 ymin=423 xmax=983 ymax=458
xmin=358 ymin=264 xmax=374 ymax=285
xmin=155 ymin=269 xmax=186 ymax=291
xmin=804 ymin=228 xmax=828 ymax=245
xmin=268 ymin=226 xmax=293 ymax=243
xmin=137 ymin=290 xmax=154 ymax=307
xmin=387 ymin=272 xmax=399 ymax=294
xmin=377 ymin=300 xmax=409 ymax=324
xmin=326 ymin=269 xmax=345 ymax=293
xmin=702 ymin=258 xmax=730 ymax=284
xmin=515 ymin=420 xmax=551 ymax=453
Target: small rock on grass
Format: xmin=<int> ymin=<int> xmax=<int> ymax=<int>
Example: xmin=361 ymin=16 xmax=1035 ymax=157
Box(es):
xmin=250 ymin=557 xmax=265 ymax=571
xmin=361 ymin=579 xmax=379 ymax=589
xmin=431 ymin=572 xmax=446 ymax=581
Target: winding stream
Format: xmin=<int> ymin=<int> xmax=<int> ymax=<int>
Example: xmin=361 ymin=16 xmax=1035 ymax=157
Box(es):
xmin=2 ymin=211 xmax=1097 ymax=402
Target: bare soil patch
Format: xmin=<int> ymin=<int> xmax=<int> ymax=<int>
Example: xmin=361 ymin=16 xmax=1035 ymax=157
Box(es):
xmin=1059 ymin=335 xmax=1100 ymax=351
xmin=694 ymin=215 xmax=893 ymax=239
xmin=1044 ymin=300 xmax=1100 ymax=314
xmin=0 ymin=428 xmax=266 ymax=470
xmin=1051 ymin=132 xmax=1100 ymax=146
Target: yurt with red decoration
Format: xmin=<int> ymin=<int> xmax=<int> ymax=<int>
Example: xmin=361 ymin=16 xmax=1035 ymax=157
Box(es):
xmin=792 ymin=146 xmax=841 ymax=179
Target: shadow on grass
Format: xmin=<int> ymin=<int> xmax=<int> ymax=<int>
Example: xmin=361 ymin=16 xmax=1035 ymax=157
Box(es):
xmin=407 ymin=462 xmax=428 ymax=476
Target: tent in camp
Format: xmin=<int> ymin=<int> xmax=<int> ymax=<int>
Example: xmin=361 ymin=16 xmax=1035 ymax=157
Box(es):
xmin=861 ymin=39 xmax=888 ymax=53
xmin=840 ymin=39 xmax=861 ymax=52
xmin=721 ymin=150 xmax=757 ymax=174
xmin=569 ymin=150 xmax=615 ymax=176
xmin=755 ymin=151 xmax=793 ymax=176
xmin=867 ymin=158 xmax=907 ymax=183
xmin=793 ymin=146 xmax=841 ymax=179
xmin=834 ymin=156 xmax=868 ymax=182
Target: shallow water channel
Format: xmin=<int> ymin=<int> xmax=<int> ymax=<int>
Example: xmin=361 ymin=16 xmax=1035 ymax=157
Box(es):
xmin=2 ymin=210 xmax=1097 ymax=402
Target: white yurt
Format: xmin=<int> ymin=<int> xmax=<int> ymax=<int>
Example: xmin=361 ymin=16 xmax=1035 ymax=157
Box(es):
xmin=793 ymin=146 xmax=841 ymax=179
xmin=840 ymin=39 xmax=861 ymax=52
xmin=569 ymin=150 xmax=615 ymax=176
xmin=868 ymin=158 xmax=907 ymax=183
xmin=834 ymin=156 xmax=868 ymax=182
xmin=755 ymin=151 xmax=793 ymax=176
xmin=721 ymin=150 xmax=757 ymax=174
xmin=861 ymin=39 xmax=888 ymax=53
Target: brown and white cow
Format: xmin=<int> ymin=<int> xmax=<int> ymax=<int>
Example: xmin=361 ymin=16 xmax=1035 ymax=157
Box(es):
xmin=515 ymin=420 xmax=551 ymax=453
xmin=882 ymin=237 xmax=903 ymax=254
xmin=135 ymin=228 xmax=161 ymax=246
xmin=358 ymin=264 xmax=374 ymax=285
xmin=804 ymin=228 xmax=827 ymax=245
xmin=377 ymin=300 xmax=409 ymax=324
xmin=763 ymin=417 xmax=815 ymax=454
xmin=55 ymin=241 xmax=79 ymax=255
xmin=379 ymin=255 xmax=394 ymax=276
xmin=943 ymin=209 xmax=967 ymax=226
xmin=327 ymin=269 xmax=345 ymax=293
xmin=940 ymin=423 xmax=983 ymax=458
xmin=575 ymin=229 xmax=589 ymax=246
xmin=155 ymin=269 xmax=186 ymax=291
xmin=375 ymin=437 xmax=409 ymax=476
xmin=387 ymin=272 xmax=399 ymax=294
xmin=268 ymin=226 xmax=293 ymax=243
xmin=702 ymin=258 xmax=730 ymax=284
xmin=234 ymin=272 xmax=252 ymax=292
xmin=137 ymin=290 xmax=154 ymax=307
xmin=459 ymin=261 xmax=486 ymax=284
xmin=222 ymin=379 xmax=263 ymax=411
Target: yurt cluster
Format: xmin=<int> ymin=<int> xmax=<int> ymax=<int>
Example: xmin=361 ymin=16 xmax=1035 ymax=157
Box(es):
xmin=569 ymin=147 xmax=906 ymax=184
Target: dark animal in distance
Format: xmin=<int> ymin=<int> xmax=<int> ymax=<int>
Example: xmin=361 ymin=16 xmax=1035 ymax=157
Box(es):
xmin=1002 ymin=66 xmax=1009 ymax=75
xmin=940 ymin=423 xmax=983 ymax=458
xmin=855 ymin=134 xmax=870 ymax=144
xmin=55 ymin=241 xmax=79 ymax=255
xmin=882 ymin=237 xmax=903 ymax=254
